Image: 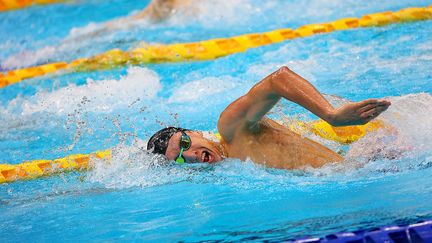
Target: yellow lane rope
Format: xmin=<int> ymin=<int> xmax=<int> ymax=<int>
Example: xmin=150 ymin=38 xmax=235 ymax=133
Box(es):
xmin=1 ymin=6 xmax=431 ymax=89
xmin=0 ymin=0 xmax=67 ymax=12
xmin=0 ymin=150 xmax=111 ymax=183
xmin=0 ymin=120 xmax=384 ymax=184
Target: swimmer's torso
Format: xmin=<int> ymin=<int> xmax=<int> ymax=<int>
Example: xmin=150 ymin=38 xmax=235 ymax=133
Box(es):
xmin=222 ymin=119 xmax=343 ymax=169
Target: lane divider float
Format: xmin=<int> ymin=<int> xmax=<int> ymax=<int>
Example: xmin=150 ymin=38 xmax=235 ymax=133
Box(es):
xmin=0 ymin=150 xmax=111 ymax=183
xmin=1 ymin=5 xmax=431 ymax=89
xmin=0 ymin=120 xmax=384 ymax=184
xmin=0 ymin=0 xmax=66 ymax=12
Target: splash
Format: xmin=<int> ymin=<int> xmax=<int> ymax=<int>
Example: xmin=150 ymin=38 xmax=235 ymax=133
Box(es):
xmin=166 ymin=0 xmax=256 ymax=27
xmin=84 ymin=87 xmax=432 ymax=190
xmin=3 ymin=67 xmax=161 ymax=116
xmin=308 ymin=93 xmax=432 ymax=176
xmin=85 ymin=93 xmax=432 ymax=190
xmin=87 ymin=143 xmax=303 ymax=190
xmin=349 ymin=93 xmax=432 ymax=157
xmin=87 ymin=139 xmax=175 ymax=189
xmin=1 ymin=46 xmax=57 ymax=70
xmin=167 ymin=76 xmax=237 ymax=103
xmin=68 ymin=0 xmax=256 ymax=33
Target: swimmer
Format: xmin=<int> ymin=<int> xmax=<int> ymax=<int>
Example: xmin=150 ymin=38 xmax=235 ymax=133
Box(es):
xmin=65 ymin=0 xmax=192 ymax=41
xmin=102 ymin=0 xmax=192 ymax=31
xmin=128 ymin=0 xmax=192 ymax=22
xmin=147 ymin=67 xmax=391 ymax=169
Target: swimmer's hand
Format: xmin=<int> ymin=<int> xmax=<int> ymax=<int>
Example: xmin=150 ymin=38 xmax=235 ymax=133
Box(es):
xmin=328 ymin=99 xmax=391 ymax=126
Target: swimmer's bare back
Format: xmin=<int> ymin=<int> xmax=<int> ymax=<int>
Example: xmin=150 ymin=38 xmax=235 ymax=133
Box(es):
xmin=217 ymin=66 xmax=391 ymax=169
xmin=222 ymin=119 xmax=343 ymax=169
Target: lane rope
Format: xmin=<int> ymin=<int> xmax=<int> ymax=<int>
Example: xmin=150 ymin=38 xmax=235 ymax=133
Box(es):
xmin=0 ymin=120 xmax=384 ymax=184
xmin=0 ymin=0 xmax=66 ymax=12
xmin=1 ymin=5 xmax=431 ymax=89
xmin=0 ymin=150 xmax=111 ymax=183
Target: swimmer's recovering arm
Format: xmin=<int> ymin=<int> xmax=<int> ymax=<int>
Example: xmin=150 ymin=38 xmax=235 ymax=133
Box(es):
xmin=217 ymin=66 xmax=391 ymax=142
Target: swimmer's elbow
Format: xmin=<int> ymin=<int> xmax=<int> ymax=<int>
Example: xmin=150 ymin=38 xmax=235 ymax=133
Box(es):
xmin=278 ymin=66 xmax=291 ymax=73
xmin=274 ymin=66 xmax=292 ymax=78
xmin=269 ymin=66 xmax=294 ymax=90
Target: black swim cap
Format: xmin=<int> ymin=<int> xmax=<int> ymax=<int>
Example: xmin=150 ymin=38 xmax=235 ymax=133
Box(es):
xmin=147 ymin=127 xmax=188 ymax=155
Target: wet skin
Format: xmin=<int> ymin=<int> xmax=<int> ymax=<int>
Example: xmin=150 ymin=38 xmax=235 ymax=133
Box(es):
xmin=165 ymin=131 xmax=224 ymax=163
xmin=165 ymin=66 xmax=391 ymax=169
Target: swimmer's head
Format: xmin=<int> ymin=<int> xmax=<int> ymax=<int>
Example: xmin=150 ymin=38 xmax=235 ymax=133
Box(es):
xmin=147 ymin=127 xmax=224 ymax=163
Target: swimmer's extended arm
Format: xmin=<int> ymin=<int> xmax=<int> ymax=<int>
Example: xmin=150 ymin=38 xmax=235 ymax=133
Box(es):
xmin=218 ymin=66 xmax=391 ymax=142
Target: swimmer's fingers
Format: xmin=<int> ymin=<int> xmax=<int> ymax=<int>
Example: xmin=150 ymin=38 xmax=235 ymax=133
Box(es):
xmin=329 ymin=99 xmax=390 ymax=126
xmin=360 ymin=105 xmax=389 ymax=120
xmin=357 ymin=99 xmax=391 ymax=112
xmin=358 ymin=103 xmax=378 ymax=113
xmin=358 ymin=103 xmax=389 ymax=114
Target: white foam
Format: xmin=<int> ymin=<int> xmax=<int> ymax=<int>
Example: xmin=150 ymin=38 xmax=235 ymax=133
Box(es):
xmin=62 ymin=0 xmax=256 ymax=41
xmin=68 ymin=22 xmax=107 ymax=40
xmin=87 ymin=142 xmax=292 ymax=190
xmin=170 ymin=0 xmax=255 ymax=27
xmin=4 ymin=67 xmax=162 ymax=115
xmin=167 ymin=76 xmax=236 ymax=103
xmin=347 ymin=93 xmax=432 ymax=161
xmin=87 ymin=139 xmax=177 ymax=189
xmin=62 ymin=0 xmax=418 ymax=38
xmin=63 ymin=0 xmax=253 ymax=41
xmin=247 ymin=34 xmax=432 ymax=89
xmin=382 ymin=93 xmax=432 ymax=150
xmin=2 ymin=46 xmax=57 ymax=70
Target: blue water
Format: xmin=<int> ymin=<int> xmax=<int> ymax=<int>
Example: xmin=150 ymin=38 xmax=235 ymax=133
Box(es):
xmin=1 ymin=0 xmax=432 ymax=241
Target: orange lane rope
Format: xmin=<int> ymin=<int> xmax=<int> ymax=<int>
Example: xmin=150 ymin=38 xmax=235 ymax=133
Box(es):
xmin=0 ymin=0 xmax=67 ymax=12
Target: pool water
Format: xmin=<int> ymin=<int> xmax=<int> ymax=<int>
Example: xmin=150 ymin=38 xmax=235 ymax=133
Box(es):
xmin=1 ymin=0 xmax=432 ymax=241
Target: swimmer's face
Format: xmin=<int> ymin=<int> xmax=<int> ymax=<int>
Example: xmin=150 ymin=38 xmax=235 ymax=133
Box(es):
xmin=165 ymin=131 xmax=224 ymax=163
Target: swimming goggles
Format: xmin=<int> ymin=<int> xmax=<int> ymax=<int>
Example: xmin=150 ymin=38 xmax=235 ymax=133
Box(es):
xmin=175 ymin=131 xmax=191 ymax=164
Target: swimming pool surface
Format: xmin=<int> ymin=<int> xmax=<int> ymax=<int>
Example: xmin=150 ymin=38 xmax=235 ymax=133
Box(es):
xmin=1 ymin=0 xmax=432 ymax=241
